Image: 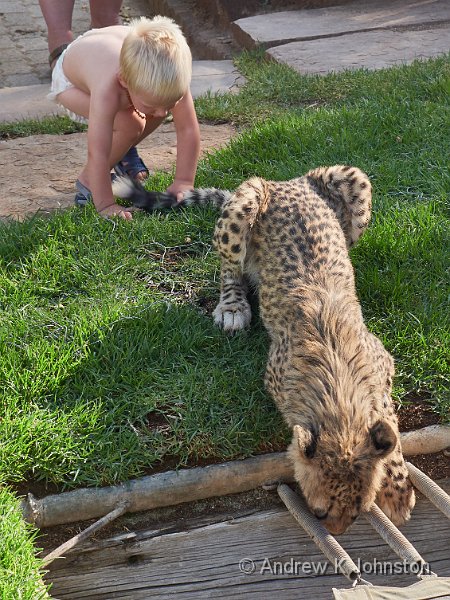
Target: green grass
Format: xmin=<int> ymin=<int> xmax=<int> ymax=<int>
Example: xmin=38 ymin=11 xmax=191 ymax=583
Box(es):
xmin=195 ymin=50 xmax=450 ymax=125
xmin=0 ymin=487 xmax=48 ymax=598
xmin=1 ymin=51 xmax=449 ymax=598
xmin=0 ymin=115 xmax=85 ymax=140
xmin=0 ymin=207 xmax=281 ymax=488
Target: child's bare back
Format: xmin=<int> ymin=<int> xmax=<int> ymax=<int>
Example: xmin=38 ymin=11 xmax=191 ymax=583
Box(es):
xmin=62 ymin=26 xmax=128 ymax=111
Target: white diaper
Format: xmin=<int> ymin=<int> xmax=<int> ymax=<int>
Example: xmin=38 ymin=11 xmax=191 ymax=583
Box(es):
xmin=47 ymin=40 xmax=88 ymax=125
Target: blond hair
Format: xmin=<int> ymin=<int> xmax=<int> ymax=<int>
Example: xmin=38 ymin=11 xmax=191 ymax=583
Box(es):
xmin=120 ymin=16 xmax=192 ymax=103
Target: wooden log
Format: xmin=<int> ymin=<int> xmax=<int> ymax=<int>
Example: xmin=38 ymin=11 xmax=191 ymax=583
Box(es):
xmin=21 ymin=452 xmax=293 ymax=528
xmin=21 ymin=426 xmax=450 ymax=529
xmin=400 ymin=425 xmax=450 ymax=456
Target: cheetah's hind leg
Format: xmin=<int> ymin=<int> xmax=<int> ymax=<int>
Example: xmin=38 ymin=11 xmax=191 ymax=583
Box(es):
xmin=306 ymin=165 xmax=372 ymax=248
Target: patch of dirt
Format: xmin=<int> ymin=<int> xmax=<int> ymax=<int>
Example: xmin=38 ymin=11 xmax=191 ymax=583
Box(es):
xmin=0 ymin=122 xmax=235 ymax=221
xmin=397 ymin=396 xmax=441 ymax=431
xmin=193 ymin=0 xmax=356 ymax=26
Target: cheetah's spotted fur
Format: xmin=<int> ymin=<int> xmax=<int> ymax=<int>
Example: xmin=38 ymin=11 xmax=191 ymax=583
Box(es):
xmin=114 ymin=166 xmax=415 ymax=534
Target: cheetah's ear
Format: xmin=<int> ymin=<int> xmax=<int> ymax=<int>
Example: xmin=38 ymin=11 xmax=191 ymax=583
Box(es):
xmin=369 ymin=420 xmax=397 ymax=457
xmin=293 ymin=424 xmax=318 ymax=459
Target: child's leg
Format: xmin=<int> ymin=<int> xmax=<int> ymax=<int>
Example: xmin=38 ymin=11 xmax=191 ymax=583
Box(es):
xmin=135 ymin=116 xmax=166 ymax=144
xmin=57 ymin=86 xmax=154 ymax=188
xmin=110 ymin=114 xmax=164 ymax=169
xmin=56 ymin=86 xmax=90 ymax=121
xmin=114 ymin=116 xmax=165 ymax=181
xmin=57 ymin=85 xmax=167 ymax=194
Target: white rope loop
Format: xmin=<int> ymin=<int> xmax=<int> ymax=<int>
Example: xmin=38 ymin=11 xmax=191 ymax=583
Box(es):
xmin=364 ymin=503 xmax=435 ymax=579
xmin=277 ymin=483 xmax=362 ymax=583
xmin=406 ymin=462 xmax=450 ymax=519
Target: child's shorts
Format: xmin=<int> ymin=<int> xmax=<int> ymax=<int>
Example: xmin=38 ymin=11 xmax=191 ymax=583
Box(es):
xmin=47 ymin=41 xmax=88 ymax=125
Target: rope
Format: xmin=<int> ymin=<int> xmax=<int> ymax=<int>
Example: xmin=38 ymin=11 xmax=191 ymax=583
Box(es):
xmin=278 ymin=464 xmax=447 ymax=586
xmin=277 ymin=484 xmax=365 ymax=584
xmin=364 ymin=503 xmax=434 ymax=578
xmin=406 ymin=462 xmax=450 ymax=519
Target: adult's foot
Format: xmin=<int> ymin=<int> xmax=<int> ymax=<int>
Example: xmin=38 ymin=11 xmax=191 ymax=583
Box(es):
xmin=49 ymin=43 xmax=69 ymax=69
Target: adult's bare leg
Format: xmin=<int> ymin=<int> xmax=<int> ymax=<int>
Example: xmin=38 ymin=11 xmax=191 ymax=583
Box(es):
xmin=89 ymin=0 xmax=123 ymax=28
xmin=38 ymin=0 xmax=75 ymax=65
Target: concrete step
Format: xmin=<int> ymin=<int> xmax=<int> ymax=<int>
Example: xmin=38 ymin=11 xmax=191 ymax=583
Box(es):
xmin=191 ymin=60 xmax=245 ymax=97
xmin=0 ymin=61 xmax=245 ymax=123
xmin=267 ymin=25 xmax=450 ymax=75
xmin=146 ymin=0 xmax=240 ymax=59
xmin=232 ymin=0 xmax=450 ymax=50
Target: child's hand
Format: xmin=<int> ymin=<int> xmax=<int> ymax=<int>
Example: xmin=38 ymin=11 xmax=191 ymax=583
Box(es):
xmin=99 ymin=203 xmax=134 ymax=220
xmin=167 ymin=182 xmax=194 ymax=202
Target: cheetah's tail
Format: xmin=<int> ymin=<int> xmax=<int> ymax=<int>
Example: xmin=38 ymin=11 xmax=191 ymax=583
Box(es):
xmin=306 ymin=165 xmax=372 ymax=247
xmin=112 ymin=175 xmax=231 ymax=213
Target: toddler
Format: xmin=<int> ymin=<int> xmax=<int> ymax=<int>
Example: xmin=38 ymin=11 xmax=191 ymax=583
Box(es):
xmin=49 ymin=16 xmax=200 ymax=219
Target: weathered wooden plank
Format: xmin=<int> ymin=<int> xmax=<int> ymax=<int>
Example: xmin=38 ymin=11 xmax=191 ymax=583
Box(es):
xmin=46 ymin=483 xmax=450 ymax=599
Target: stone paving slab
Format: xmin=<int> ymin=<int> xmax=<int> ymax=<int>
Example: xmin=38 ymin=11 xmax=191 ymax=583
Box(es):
xmin=0 ymin=61 xmax=245 ymax=123
xmin=232 ymin=0 xmax=450 ymax=49
xmin=0 ymin=0 xmax=152 ymax=88
xmin=0 ymin=0 xmax=90 ymax=88
xmin=0 ymin=84 xmax=64 ymax=123
xmin=191 ymin=59 xmax=245 ymax=96
xmin=267 ymin=25 xmax=450 ymax=74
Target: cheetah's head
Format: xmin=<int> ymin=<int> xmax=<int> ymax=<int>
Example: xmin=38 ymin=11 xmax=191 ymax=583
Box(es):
xmin=287 ymin=420 xmax=397 ymax=535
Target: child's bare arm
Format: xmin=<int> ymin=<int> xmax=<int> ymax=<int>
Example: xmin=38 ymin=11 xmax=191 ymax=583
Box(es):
xmin=168 ymin=91 xmax=200 ymax=199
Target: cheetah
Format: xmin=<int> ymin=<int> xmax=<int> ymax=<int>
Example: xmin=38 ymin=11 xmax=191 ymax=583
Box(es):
xmin=113 ymin=166 xmax=415 ymax=534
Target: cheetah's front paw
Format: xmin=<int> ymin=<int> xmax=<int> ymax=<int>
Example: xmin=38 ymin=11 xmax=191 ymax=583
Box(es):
xmin=377 ymin=480 xmax=415 ymax=526
xmin=213 ymin=300 xmax=251 ymax=332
